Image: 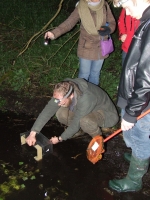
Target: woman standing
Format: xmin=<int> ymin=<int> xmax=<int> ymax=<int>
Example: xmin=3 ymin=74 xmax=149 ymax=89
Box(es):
xmin=45 ymin=0 xmax=116 ymax=85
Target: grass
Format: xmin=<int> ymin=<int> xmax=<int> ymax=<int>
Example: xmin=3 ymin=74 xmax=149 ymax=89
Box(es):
xmin=0 ymin=0 xmax=122 ymax=109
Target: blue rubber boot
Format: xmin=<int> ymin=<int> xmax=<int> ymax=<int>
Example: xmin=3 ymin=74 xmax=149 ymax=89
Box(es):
xmin=109 ymin=155 xmax=149 ymax=192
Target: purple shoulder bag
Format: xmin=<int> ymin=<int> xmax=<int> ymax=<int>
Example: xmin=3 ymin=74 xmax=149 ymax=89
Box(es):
xmin=100 ymin=36 xmax=114 ymax=56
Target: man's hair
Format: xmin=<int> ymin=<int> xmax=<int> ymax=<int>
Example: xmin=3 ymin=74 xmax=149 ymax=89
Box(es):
xmin=54 ymin=81 xmax=74 ymax=97
xmin=54 ymin=81 xmax=82 ymax=97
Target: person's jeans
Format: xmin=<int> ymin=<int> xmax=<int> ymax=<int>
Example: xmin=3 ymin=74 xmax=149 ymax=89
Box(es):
xmin=121 ymin=109 xmax=150 ymax=160
xmin=78 ymin=58 xmax=104 ymax=85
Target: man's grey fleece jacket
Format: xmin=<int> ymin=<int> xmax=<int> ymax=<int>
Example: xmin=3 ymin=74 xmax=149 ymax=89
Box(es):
xmin=31 ymin=78 xmax=118 ymax=140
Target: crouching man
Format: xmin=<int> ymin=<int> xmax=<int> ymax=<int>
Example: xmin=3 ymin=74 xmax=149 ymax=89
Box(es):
xmin=26 ymin=78 xmax=119 ymax=145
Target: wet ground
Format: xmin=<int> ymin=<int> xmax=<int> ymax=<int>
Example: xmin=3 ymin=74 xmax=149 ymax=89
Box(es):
xmin=0 ymin=110 xmax=150 ymax=200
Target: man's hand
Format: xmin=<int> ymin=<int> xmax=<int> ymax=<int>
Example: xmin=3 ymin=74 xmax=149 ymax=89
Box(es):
xmin=25 ymin=131 xmax=36 ymax=146
xmin=50 ymin=136 xmax=62 ymax=144
xmin=121 ymin=119 xmax=134 ymax=131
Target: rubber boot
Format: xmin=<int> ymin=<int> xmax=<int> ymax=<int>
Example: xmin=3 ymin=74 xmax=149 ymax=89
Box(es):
xmin=124 ymin=152 xmax=131 ymax=163
xmin=109 ymin=155 xmax=149 ymax=192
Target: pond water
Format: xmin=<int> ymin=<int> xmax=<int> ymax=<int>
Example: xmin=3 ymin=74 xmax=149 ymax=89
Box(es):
xmin=0 ymin=111 xmax=150 ymax=200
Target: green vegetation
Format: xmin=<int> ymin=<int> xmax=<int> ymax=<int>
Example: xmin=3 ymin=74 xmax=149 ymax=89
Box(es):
xmin=0 ymin=0 xmax=122 ymax=108
xmin=0 ymin=160 xmax=70 ymax=200
xmin=0 ymin=160 xmax=38 ymax=200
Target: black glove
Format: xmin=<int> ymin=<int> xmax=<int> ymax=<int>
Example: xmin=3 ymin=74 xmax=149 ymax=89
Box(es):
xmin=98 ymin=26 xmax=111 ymax=36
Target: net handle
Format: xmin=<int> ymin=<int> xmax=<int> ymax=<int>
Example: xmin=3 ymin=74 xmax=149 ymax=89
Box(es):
xmin=104 ymin=109 xmax=150 ymax=143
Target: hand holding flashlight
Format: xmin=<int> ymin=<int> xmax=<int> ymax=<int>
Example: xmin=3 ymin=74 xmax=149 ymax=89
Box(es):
xmin=44 ymin=31 xmax=55 ymax=45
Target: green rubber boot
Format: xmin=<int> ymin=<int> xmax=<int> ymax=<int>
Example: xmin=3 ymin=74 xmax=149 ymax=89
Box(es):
xmin=124 ymin=152 xmax=131 ymax=163
xmin=109 ymin=155 xmax=149 ymax=192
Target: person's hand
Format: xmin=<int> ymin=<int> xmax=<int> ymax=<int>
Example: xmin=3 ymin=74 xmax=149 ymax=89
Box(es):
xmin=44 ymin=31 xmax=55 ymax=40
xmin=25 ymin=131 xmax=36 ymax=146
xmin=50 ymin=136 xmax=62 ymax=144
xmin=121 ymin=119 xmax=134 ymax=131
xmin=120 ymin=34 xmax=127 ymax=42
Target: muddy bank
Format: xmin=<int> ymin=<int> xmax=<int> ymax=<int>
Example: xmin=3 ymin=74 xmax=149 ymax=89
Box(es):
xmin=0 ymin=89 xmax=51 ymax=117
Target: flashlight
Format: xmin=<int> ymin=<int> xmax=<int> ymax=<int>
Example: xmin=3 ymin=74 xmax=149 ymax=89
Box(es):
xmin=44 ymin=37 xmax=50 ymax=45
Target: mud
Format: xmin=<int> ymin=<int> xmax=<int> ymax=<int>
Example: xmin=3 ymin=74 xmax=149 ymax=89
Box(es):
xmin=0 ymin=110 xmax=150 ymax=200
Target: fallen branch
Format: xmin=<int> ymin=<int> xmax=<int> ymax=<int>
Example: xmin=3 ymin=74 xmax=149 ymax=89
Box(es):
xmin=17 ymin=0 xmax=64 ymax=57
